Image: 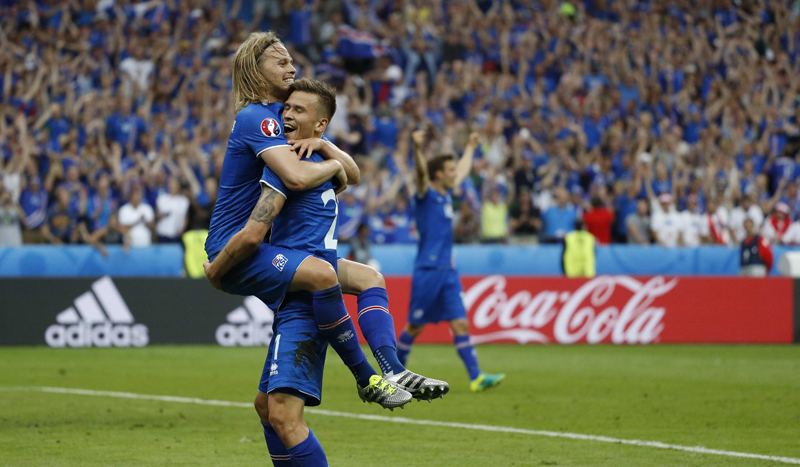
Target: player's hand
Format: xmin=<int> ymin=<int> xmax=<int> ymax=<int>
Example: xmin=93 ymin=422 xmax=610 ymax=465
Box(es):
xmin=333 ymin=163 xmax=348 ymax=194
xmin=467 ymin=131 xmax=480 ymax=147
xmin=203 ymin=261 xmax=225 ymax=292
xmin=411 ymin=130 xmax=425 ymax=147
xmin=288 ymin=138 xmax=324 ymax=159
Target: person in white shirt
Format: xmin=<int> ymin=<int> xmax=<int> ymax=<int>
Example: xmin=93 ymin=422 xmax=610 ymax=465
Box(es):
xmin=729 ymin=194 xmax=765 ymax=244
xmin=651 ymin=193 xmax=682 ymax=247
xmin=119 ymin=45 xmax=154 ymax=94
xmin=679 ymin=194 xmax=704 ymax=247
xmin=118 ymin=187 xmax=155 ymax=247
xmin=155 ymin=178 xmax=190 ymax=243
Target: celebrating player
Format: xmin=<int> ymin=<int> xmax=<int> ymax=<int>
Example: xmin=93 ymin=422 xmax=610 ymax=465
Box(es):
xmin=204 ymin=31 xmax=446 ymax=399
xmin=397 ymin=130 xmax=506 ymax=392
xmin=251 ymin=79 xmax=449 ymax=467
xmin=202 ymin=32 xmax=446 ymax=465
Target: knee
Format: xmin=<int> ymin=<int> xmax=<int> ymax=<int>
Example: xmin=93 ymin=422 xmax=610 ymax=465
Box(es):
xmin=254 ymin=393 xmax=270 ymax=423
xmin=267 ymin=406 xmax=303 ymax=436
xmin=302 ymin=259 xmax=338 ymax=291
xmin=406 ymin=323 xmax=425 ymax=338
xmin=313 ymin=264 xmax=339 ymax=290
xmin=267 ymin=410 xmax=285 ymax=431
xmin=450 ymin=319 xmax=470 ymax=335
xmin=356 ymin=268 xmax=385 ymax=294
xmin=370 ymin=269 xmax=386 ymax=290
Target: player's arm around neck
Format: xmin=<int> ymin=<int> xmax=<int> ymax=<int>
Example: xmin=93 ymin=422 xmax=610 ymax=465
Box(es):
xmin=260 ymin=146 xmax=345 ymax=192
xmin=203 ymin=185 xmax=286 ymax=291
xmin=411 ymin=130 xmax=430 ymax=195
xmin=455 ymin=132 xmax=480 ymax=188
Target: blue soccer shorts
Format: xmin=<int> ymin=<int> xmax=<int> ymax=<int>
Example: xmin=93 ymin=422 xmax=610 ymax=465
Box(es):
xmin=220 ymin=243 xmax=311 ymax=311
xmin=258 ymin=293 xmax=328 ymax=406
xmin=408 ymin=267 xmax=467 ymax=325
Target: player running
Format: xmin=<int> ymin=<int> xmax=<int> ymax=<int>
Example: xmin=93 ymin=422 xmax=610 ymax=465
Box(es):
xmin=396 ymin=129 xmax=506 ymax=392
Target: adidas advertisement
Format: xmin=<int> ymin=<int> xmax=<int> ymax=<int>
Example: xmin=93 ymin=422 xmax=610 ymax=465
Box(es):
xmin=45 ymin=277 xmax=149 ymax=348
xmin=1 ymin=276 xmax=799 ymax=346
xmin=0 ymin=278 xmax=262 ymax=346
xmin=215 ymin=295 xmax=275 ymax=347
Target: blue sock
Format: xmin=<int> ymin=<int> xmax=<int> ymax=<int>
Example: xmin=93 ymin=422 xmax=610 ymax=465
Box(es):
xmin=454 ymin=335 xmax=481 ymax=381
xmin=261 ymin=422 xmax=293 ymax=467
xmin=287 ymin=429 xmax=328 ymax=467
xmin=396 ymin=330 xmax=415 ymax=366
xmin=313 ymin=285 xmax=375 ymax=387
xmin=357 ymin=287 xmax=405 ymax=375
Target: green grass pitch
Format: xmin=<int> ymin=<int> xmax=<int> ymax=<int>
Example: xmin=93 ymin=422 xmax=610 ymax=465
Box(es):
xmin=1 ymin=344 xmax=799 ymax=466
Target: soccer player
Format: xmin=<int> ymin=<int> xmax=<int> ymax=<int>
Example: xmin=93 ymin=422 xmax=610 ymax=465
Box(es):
xmin=396 ymin=130 xmax=506 ymax=392
xmin=252 ymin=79 xmax=447 ymax=467
xmin=203 ymin=32 xmax=422 ymax=407
xmin=209 ymin=79 xmax=444 ymax=466
xmin=203 ymin=31 xmax=447 ymax=400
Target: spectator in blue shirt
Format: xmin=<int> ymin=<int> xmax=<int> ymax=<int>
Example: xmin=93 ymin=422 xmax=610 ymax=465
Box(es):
xmin=87 ymin=173 xmax=117 ymax=233
xmin=683 ymin=104 xmax=705 ymax=144
xmin=41 ymin=187 xmax=79 ymax=245
xmin=19 ymin=176 xmax=47 ymax=234
xmin=542 ymin=188 xmax=578 ymax=243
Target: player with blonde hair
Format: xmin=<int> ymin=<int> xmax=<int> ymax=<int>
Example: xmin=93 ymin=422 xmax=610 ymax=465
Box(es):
xmin=205 ymin=33 xmax=447 ymax=466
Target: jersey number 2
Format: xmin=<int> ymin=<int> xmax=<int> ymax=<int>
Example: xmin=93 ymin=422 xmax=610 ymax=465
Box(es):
xmin=321 ymin=189 xmax=339 ymax=249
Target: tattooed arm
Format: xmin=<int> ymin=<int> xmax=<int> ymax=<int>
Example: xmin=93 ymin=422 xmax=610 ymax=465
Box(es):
xmin=203 ymin=184 xmax=286 ymax=291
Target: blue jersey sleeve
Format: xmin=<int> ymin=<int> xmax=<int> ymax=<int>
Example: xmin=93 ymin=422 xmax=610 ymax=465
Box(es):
xmin=240 ymin=106 xmax=289 ymax=158
xmin=260 ymin=166 xmax=288 ymax=198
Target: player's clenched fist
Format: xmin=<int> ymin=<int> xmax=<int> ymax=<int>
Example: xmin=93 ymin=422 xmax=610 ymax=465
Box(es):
xmin=467 ymin=131 xmax=480 ymax=148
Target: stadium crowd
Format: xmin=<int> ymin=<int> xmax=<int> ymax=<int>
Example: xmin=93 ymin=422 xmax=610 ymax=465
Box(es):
xmin=2 ymin=0 xmax=800 ymax=251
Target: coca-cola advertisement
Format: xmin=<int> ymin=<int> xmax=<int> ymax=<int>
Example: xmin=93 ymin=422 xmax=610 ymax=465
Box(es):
xmin=343 ymin=275 xmax=795 ymax=345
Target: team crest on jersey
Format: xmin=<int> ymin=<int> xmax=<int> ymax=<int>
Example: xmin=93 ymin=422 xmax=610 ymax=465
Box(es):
xmin=261 ymin=118 xmax=282 ymax=137
xmin=272 ymin=254 xmax=288 ymax=271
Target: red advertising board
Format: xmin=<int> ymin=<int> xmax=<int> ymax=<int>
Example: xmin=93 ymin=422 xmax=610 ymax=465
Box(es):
xmin=343 ymin=276 xmax=795 ymax=344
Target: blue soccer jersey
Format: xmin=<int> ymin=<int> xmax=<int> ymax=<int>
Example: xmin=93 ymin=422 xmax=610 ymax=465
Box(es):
xmin=414 ymin=187 xmax=454 ymax=269
xmin=409 ymin=187 xmax=465 ymax=324
xmin=205 ymin=102 xmax=288 ymax=259
xmin=260 ymin=152 xmax=339 ymax=267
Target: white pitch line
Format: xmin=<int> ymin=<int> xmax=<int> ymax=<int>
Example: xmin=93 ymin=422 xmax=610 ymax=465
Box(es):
xmin=10 ymin=386 xmax=800 ymax=465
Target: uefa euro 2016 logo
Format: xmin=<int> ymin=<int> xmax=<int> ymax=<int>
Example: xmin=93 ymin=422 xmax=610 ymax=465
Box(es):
xmin=261 ymin=118 xmax=282 ymax=137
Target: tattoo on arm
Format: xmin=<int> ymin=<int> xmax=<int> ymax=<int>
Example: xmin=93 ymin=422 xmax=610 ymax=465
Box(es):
xmin=223 ymin=247 xmax=238 ymax=263
xmin=249 ymin=187 xmax=282 ymax=226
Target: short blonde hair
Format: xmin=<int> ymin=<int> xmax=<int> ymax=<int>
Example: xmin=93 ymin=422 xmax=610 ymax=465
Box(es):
xmin=232 ymin=31 xmax=281 ymax=113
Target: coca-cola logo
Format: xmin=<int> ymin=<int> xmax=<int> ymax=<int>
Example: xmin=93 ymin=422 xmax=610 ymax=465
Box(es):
xmin=463 ymin=276 xmax=678 ymax=345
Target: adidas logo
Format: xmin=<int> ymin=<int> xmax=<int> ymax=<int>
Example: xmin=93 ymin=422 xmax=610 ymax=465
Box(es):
xmin=44 ymin=276 xmax=149 ymax=348
xmin=215 ymin=296 xmax=275 ymax=347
